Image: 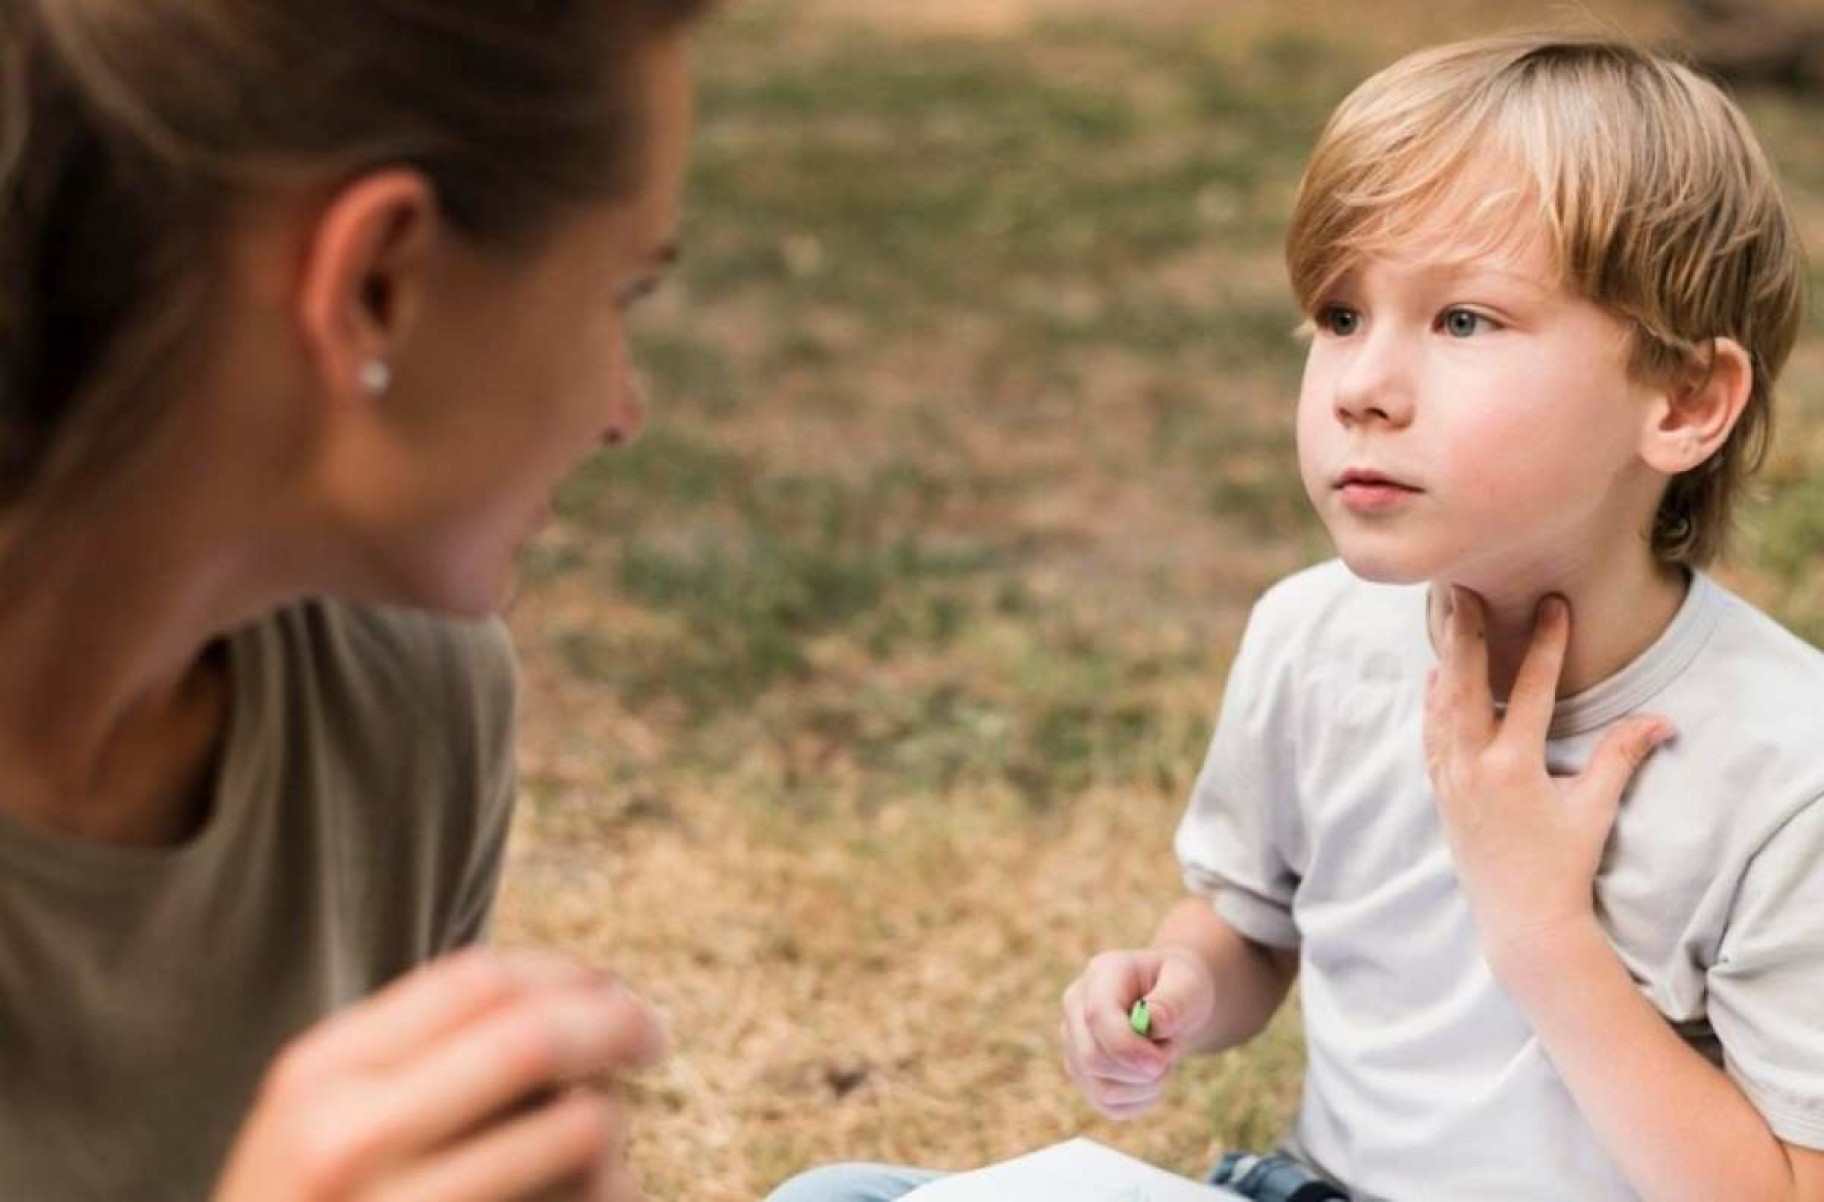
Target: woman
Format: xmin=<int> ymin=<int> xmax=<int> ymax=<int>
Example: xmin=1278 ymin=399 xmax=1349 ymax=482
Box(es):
xmin=0 ymin=2 xmax=709 ymax=1197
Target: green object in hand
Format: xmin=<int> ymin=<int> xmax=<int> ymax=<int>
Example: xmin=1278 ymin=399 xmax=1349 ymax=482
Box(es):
xmin=1129 ymin=998 xmax=1151 ymax=1037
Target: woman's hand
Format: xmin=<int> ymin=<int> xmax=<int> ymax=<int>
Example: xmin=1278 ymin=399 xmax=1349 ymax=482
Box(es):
xmin=1424 ymin=588 xmax=1673 ymax=985
xmin=1059 ymin=945 xmax=1216 ymax=1120
xmin=214 ymin=947 xmax=668 ymax=1202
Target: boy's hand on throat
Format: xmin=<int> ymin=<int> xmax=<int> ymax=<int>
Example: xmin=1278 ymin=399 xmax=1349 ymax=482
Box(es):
xmin=1423 ymin=587 xmax=1675 ymax=988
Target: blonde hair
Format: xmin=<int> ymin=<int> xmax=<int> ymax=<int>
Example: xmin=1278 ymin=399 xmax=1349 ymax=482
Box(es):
xmin=1286 ymin=33 xmax=1806 ymax=565
xmin=0 ymin=0 xmax=712 ymax=508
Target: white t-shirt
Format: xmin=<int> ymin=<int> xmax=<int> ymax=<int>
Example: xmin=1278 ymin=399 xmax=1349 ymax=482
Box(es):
xmin=1176 ymin=560 xmax=1824 ymax=1201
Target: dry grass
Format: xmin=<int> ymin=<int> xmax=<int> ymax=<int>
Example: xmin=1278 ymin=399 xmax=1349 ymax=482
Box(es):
xmin=494 ymin=3 xmax=1824 ymax=1197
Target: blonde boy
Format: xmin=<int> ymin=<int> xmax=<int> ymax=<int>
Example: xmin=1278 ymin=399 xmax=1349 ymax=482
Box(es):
xmin=770 ymin=31 xmax=1823 ymax=1202
xmin=1060 ymin=32 xmax=1824 ymax=1201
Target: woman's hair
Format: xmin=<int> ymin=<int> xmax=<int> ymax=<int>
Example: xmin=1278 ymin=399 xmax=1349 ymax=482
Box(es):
xmin=0 ymin=0 xmax=712 ymax=505
xmin=1286 ymin=33 xmax=1807 ymax=566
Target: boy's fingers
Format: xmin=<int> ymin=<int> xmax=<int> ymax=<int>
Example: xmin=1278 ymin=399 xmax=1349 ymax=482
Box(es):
xmin=1082 ymin=950 xmax=1154 ymax=1011
xmin=1422 ymin=667 xmax=1448 ymax=780
xmin=1576 ymin=715 xmax=1675 ymax=818
xmin=1086 ymin=1078 xmax=1165 ymax=1109
xmin=373 ymin=980 xmax=667 ymax=1155
xmin=1065 ymin=983 xmax=1165 ymax=1084
xmin=1093 ymin=1094 xmax=1161 ymax=1122
xmin=1502 ymin=595 xmax=1569 ymax=747
xmin=1441 ymin=585 xmax=1495 ymax=748
xmin=1140 ymin=955 xmax=1212 ymax=1050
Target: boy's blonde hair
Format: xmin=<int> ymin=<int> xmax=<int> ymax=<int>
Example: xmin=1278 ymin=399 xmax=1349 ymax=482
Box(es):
xmin=1286 ymin=33 xmax=1806 ymax=566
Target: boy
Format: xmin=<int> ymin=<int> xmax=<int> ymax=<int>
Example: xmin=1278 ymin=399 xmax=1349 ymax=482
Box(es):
xmin=772 ymin=31 xmax=1824 ymax=1202
xmin=1063 ymin=32 xmax=1823 ymax=1201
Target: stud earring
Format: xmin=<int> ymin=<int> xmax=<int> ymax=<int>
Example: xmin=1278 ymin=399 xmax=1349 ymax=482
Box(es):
xmin=359 ymin=360 xmax=392 ymax=395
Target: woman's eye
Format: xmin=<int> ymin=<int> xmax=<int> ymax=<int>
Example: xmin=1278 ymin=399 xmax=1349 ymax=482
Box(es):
xmin=1440 ymin=308 xmax=1493 ymax=338
xmin=1318 ymin=305 xmax=1361 ymax=336
xmin=616 ymin=275 xmax=663 ymax=311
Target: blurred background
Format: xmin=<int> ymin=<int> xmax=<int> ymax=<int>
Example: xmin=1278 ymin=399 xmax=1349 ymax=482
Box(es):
xmin=492 ymin=2 xmax=1824 ymax=1196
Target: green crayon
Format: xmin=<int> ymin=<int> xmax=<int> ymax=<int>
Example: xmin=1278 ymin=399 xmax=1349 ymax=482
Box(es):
xmin=1129 ymin=998 xmax=1151 ymax=1037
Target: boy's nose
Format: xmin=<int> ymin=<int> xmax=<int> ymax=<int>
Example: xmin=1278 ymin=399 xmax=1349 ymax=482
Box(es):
xmin=1334 ymin=388 xmax=1409 ymax=428
xmin=1333 ymin=344 xmax=1414 ymax=429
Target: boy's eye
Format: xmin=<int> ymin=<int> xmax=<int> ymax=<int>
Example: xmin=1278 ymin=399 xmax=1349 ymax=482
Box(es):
xmin=1317 ymin=305 xmax=1361 ymax=336
xmin=1439 ymin=307 xmax=1495 ymax=338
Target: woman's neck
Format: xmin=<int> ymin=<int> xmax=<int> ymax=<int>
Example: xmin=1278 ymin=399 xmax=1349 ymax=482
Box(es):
xmin=1427 ymin=544 xmax=1690 ymax=705
xmin=0 ymin=490 xmax=278 ymax=848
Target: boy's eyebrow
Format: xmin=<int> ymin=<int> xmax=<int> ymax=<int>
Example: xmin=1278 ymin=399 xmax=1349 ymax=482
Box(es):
xmin=648 ymin=240 xmax=682 ymax=271
xmin=1406 ymin=257 xmax=1553 ymax=296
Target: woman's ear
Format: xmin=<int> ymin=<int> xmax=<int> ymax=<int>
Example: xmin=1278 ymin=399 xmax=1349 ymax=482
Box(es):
xmin=296 ymin=169 xmax=438 ymax=406
xmin=1639 ymin=337 xmax=1753 ymax=476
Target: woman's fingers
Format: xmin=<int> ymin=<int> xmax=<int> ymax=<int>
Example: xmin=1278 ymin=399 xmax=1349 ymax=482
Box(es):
xmin=374 ymin=977 xmax=666 ymax=1155
xmin=217 ymin=951 xmax=668 ymax=1202
xmin=284 ymin=948 xmax=604 ymax=1082
xmin=583 ymin=1162 xmax=649 ymax=1202
xmin=372 ymin=1087 xmax=624 ymax=1202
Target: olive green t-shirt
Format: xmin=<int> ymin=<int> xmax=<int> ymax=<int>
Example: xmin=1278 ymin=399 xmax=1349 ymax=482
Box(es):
xmin=0 ymin=600 xmax=519 ymax=1200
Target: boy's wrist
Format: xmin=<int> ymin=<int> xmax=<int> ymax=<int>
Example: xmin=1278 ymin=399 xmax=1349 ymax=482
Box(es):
xmin=1484 ymin=913 xmax=1612 ymax=1010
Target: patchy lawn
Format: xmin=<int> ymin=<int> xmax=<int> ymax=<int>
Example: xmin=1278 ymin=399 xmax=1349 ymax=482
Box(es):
xmin=496 ymin=3 xmax=1824 ymax=1197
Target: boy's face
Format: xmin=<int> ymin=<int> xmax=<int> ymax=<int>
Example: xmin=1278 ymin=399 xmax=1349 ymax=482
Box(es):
xmin=1295 ymin=224 xmax=1667 ymax=590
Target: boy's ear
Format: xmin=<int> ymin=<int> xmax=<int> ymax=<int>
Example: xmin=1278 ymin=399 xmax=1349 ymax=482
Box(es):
xmin=296 ymin=169 xmax=439 ymax=407
xmin=1639 ymin=337 xmax=1753 ymax=476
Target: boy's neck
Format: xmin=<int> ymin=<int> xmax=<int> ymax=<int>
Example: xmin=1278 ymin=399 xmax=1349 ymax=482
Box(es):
xmin=1426 ymin=548 xmax=1691 ymax=705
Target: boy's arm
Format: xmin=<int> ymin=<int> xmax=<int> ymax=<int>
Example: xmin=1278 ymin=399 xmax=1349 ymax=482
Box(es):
xmin=1150 ymin=896 xmax=1298 ymax=1055
xmin=1430 ymin=591 xmax=1824 ymax=1202
xmin=1499 ymin=921 xmax=1824 ymax=1202
xmin=1060 ymin=896 xmax=1296 ymax=1122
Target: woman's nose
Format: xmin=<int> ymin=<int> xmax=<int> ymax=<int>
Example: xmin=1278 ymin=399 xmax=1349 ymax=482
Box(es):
xmin=602 ymin=379 xmax=645 ymax=447
xmin=602 ymin=337 xmax=649 ymax=447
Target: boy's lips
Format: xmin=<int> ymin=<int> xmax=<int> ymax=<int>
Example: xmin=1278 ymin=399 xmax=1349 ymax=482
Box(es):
xmin=1334 ymin=468 xmax=1422 ymax=512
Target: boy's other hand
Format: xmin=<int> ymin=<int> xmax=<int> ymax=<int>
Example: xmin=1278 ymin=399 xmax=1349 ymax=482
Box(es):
xmin=213 ymin=946 xmax=668 ymax=1202
xmin=1424 ymin=588 xmax=1675 ymax=988
xmin=1060 ymin=945 xmax=1215 ymax=1120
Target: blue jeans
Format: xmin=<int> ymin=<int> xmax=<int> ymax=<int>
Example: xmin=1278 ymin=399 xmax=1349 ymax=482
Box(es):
xmin=763 ymin=1163 xmax=944 ymax=1202
xmin=765 ymin=1151 xmax=1348 ymax=1202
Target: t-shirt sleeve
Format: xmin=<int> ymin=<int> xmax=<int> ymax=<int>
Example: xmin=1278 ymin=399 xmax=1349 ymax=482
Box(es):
xmin=439 ymin=618 xmax=521 ymax=951
xmin=1707 ymin=797 xmax=1824 ymax=1149
xmin=1173 ymin=594 xmax=1304 ymax=950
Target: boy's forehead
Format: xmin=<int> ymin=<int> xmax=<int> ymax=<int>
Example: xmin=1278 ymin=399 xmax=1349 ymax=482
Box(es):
xmin=1330 ymin=165 xmax=1565 ymax=293
xmin=1344 ymin=224 xmax=1559 ymax=289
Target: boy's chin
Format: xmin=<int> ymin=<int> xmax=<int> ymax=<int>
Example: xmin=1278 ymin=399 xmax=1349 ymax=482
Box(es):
xmin=1330 ymin=541 xmax=1437 ymax=587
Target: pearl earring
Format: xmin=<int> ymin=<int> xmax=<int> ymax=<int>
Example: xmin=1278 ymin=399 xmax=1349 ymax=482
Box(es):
xmin=359 ymin=361 xmax=392 ymax=395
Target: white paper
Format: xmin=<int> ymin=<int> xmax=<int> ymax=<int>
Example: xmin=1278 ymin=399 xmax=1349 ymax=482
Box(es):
xmin=902 ymin=1138 xmax=1246 ymax=1202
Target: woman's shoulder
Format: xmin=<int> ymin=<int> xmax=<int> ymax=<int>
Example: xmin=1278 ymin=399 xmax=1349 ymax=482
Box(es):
xmin=241 ymin=598 xmax=519 ymax=765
